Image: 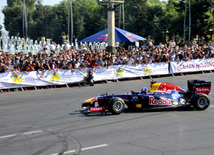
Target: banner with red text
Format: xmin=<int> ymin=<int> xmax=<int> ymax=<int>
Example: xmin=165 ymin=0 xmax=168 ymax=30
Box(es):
xmin=170 ymin=58 xmax=214 ymax=73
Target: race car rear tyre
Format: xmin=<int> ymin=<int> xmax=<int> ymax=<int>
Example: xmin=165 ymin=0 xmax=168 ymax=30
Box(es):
xmin=191 ymin=93 xmax=210 ymax=110
xmin=108 ymin=97 xmax=125 ymax=115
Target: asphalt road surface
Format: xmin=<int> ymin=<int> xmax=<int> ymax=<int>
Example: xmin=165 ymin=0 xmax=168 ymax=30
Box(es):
xmin=0 ymin=73 xmax=214 ymax=155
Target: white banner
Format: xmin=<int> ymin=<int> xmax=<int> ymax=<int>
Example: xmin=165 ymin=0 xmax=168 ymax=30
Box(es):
xmin=170 ymin=58 xmax=214 ymax=73
xmin=93 ymin=67 xmax=114 ymax=81
xmin=0 ymin=71 xmax=47 ymax=89
xmin=0 ymin=63 xmax=169 ymax=89
xmin=113 ymin=63 xmax=169 ymax=79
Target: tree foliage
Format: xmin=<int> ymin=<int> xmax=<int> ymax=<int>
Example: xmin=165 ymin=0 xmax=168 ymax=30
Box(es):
xmin=0 ymin=24 xmax=2 ymax=36
xmin=2 ymin=0 xmax=214 ymax=44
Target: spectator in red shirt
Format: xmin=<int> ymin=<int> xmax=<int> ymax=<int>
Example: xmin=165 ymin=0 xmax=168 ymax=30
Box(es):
xmin=87 ymin=54 xmax=93 ymax=67
xmin=51 ymin=60 xmax=57 ymax=70
xmin=26 ymin=61 xmax=35 ymax=73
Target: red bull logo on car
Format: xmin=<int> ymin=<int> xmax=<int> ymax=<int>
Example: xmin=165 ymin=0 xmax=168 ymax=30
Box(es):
xmin=125 ymin=33 xmax=136 ymax=40
xmin=149 ymin=96 xmax=172 ymax=106
xmin=98 ymin=34 xmax=108 ymax=40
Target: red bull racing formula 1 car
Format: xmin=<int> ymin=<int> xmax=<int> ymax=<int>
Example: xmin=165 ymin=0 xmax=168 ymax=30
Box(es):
xmin=82 ymin=80 xmax=211 ymax=115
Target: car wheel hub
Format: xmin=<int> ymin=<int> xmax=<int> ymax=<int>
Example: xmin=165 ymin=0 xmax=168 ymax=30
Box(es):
xmin=114 ymin=101 xmax=123 ymax=112
xmin=198 ymin=97 xmax=207 ymax=107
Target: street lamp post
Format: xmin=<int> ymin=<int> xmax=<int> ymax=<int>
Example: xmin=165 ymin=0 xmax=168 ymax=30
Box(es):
xmin=23 ymin=0 xmax=28 ymax=41
xmin=184 ymin=0 xmax=187 ymax=45
xmin=188 ymin=0 xmax=191 ymax=45
xmin=122 ymin=3 xmax=125 ymax=30
xmin=98 ymin=0 xmax=124 ymax=59
xmin=68 ymin=0 xmax=73 ymax=45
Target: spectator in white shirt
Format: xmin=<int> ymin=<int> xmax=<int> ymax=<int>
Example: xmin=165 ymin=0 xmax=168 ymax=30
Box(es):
xmin=126 ymin=54 xmax=134 ymax=65
xmin=49 ymin=41 xmax=56 ymax=52
xmin=169 ymin=39 xmax=176 ymax=47
xmin=135 ymin=40 xmax=139 ymax=50
xmin=64 ymin=40 xmax=71 ymax=50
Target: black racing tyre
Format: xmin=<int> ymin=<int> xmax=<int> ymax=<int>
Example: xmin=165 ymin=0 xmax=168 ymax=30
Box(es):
xmin=108 ymin=97 xmax=125 ymax=114
xmin=191 ymin=93 xmax=210 ymax=110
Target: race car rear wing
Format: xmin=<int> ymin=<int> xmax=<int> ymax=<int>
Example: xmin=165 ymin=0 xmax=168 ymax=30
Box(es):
xmin=188 ymin=80 xmax=211 ymax=95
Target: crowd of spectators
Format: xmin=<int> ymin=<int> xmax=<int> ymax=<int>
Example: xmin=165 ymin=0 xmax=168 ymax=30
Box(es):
xmin=0 ymin=40 xmax=214 ymax=76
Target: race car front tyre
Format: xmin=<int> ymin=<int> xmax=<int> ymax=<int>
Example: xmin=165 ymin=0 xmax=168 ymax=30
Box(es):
xmin=108 ymin=97 xmax=125 ymax=114
xmin=191 ymin=93 xmax=210 ymax=110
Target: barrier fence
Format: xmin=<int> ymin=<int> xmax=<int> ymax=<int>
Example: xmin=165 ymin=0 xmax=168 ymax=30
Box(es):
xmin=0 ymin=58 xmax=213 ymax=90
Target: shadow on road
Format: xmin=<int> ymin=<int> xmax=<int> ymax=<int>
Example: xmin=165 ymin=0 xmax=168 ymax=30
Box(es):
xmin=70 ymin=106 xmax=198 ymax=117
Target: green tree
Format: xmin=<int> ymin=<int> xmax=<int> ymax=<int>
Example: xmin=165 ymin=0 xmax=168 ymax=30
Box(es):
xmin=3 ymin=4 xmax=23 ymax=37
xmin=163 ymin=0 xmax=181 ymax=41
xmin=43 ymin=5 xmax=54 ymax=38
xmin=31 ymin=0 xmax=54 ymax=39
xmin=72 ymin=0 xmax=106 ymax=41
xmin=3 ymin=0 xmax=213 ymax=45
xmin=7 ymin=0 xmax=22 ymax=7
xmin=190 ymin=0 xmax=211 ymax=41
xmin=3 ymin=0 xmax=36 ymax=37
xmin=48 ymin=1 xmax=69 ymax=43
xmin=75 ymin=16 xmax=85 ymax=40
xmin=6 ymin=0 xmax=36 ymax=13
xmin=0 ymin=24 xmax=2 ymax=36
xmin=164 ymin=0 xmax=211 ymax=43
xmin=125 ymin=0 xmax=148 ymax=35
xmin=49 ymin=15 xmax=63 ymax=43
xmin=208 ymin=0 xmax=214 ymax=40
xmin=146 ymin=5 xmax=165 ymax=44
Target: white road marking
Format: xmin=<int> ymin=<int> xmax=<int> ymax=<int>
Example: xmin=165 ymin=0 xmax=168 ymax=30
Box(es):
xmin=81 ymin=144 xmax=108 ymax=151
xmin=50 ymin=144 xmax=108 ymax=155
xmin=0 ymin=130 xmax=43 ymax=139
xmin=0 ymin=134 xmax=17 ymax=139
xmin=210 ymin=105 xmax=214 ymax=108
xmin=23 ymin=130 xmax=42 ymax=135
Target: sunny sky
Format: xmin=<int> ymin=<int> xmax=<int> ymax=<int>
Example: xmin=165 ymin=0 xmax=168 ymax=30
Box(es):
xmin=0 ymin=0 xmax=63 ymax=29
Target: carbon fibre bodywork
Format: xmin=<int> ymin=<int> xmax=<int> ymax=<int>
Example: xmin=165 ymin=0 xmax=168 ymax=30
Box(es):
xmin=82 ymin=80 xmax=211 ymax=114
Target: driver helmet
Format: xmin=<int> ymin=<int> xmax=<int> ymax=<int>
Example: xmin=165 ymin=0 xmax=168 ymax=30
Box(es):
xmin=141 ymin=87 xmax=149 ymax=93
